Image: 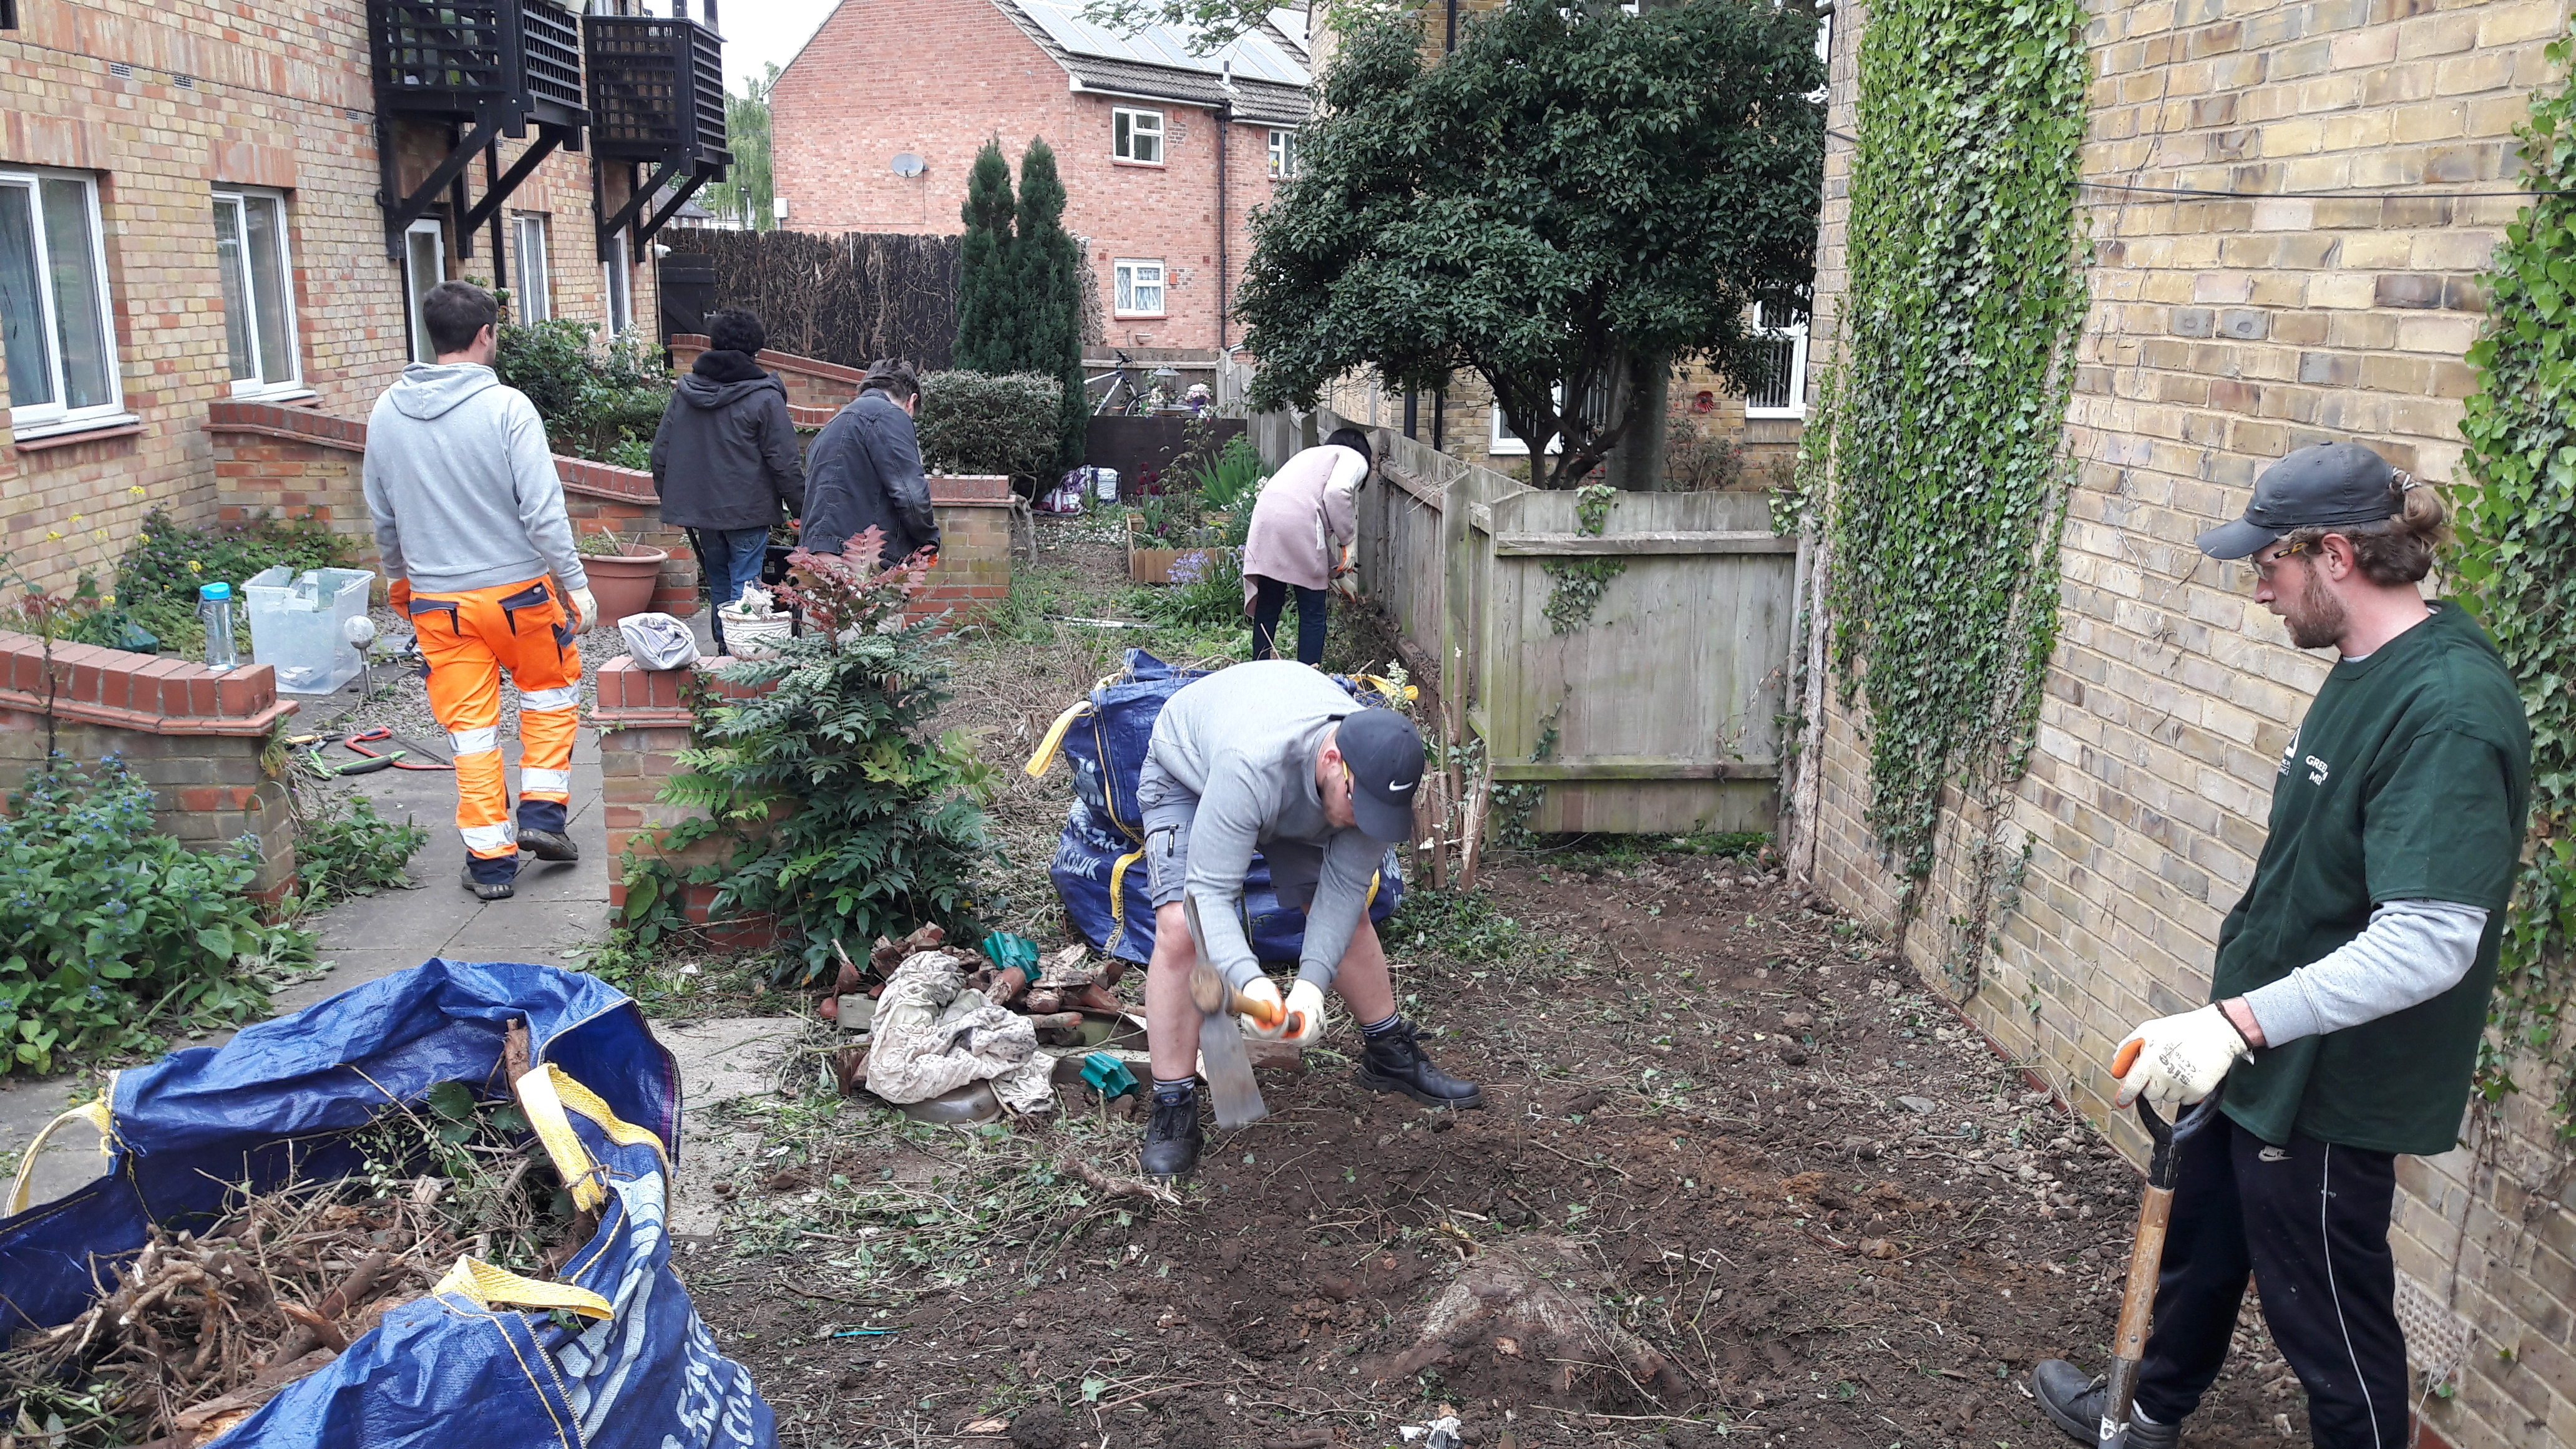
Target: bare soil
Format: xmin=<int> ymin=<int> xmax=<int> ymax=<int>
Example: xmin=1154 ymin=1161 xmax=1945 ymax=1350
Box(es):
xmin=668 ymin=519 xmax=2314 ymax=1449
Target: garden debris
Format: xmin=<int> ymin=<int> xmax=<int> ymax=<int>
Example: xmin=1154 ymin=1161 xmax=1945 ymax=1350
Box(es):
xmin=861 ymin=947 xmax=1056 ymax=1113
xmin=1371 ymin=1239 xmax=1689 ymax=1402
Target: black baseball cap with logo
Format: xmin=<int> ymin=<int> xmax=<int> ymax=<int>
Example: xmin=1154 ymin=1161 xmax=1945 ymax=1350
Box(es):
xmin=1335 ymin=709 xmax=1425 ymax=844
xmin=2196 ymin=441 xmax=2401 ymax=559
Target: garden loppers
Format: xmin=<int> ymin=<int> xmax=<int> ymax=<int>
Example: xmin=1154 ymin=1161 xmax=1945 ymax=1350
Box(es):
xmin=1181 ymin=895 xmax=1271 ymax=1129
xmin=344 ymin=726 xmax=455 ymax=771
xmin=2090 ymin=1053 xmax=2226 ymax=1448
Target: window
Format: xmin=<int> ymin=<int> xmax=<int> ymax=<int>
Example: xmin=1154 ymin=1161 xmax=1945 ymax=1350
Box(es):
xmin=1488 ymin=383 xmax=1566 ymax=457
xmin=1267 ymin=129 xmax=1297 ymax=179
xmin=1113 ymin=108 xmax=1164 ymax=165
xmin=1113 ymin=258 xmax=1164 ymax=317
xmin=603 ymin=229 xmax=632 ymax=334
xmin=513 ymin=215 xmax=552 ymax=323
xmin=400 ymin=217 xmax=446 ymax=364
xmin=0 ymin=169 xmax=123 ymax=436
xmin=1745 ymin=297 xmax=1809 ymax=417
xmin=213 ymin=188 xmax=300 ymax=396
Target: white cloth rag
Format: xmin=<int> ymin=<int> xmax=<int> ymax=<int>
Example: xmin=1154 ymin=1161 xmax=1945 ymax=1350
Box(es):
xmin=617 ymin=612 xmax=701 ymax=671
xmin=863 ymin=950 xmax=1055 ymax=1113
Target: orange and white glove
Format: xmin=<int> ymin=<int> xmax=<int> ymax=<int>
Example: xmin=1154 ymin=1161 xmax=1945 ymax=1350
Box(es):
xmin=1283 ymin=980 xmax=1327 ymax=1049
xmin=1237 ymin=977 xmax=1287 ymax=1040
xmin=2112 ymin=1005 xmax=2251 ymax=1109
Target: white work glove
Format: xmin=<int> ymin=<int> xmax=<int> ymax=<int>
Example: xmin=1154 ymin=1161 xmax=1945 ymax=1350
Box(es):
xmin=1237 ymin=977 xmax=1287 ymax=1040
xmin=2112 ymin=1005 xmax=2252 ymax=1109
xmin=1284 ymin=980 xmax=1327 ymax=1049
xmin=567 ymin=586 xmax=598 ymax=633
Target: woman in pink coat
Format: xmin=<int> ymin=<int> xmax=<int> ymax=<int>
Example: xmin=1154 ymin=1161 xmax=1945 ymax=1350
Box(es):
xmin=1240 ymin=427 xmax=1373 ymax=663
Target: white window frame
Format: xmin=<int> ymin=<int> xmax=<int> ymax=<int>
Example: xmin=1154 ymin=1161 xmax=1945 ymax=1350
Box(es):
xmin=603 ymin=228 xmax=632 ymax=334
xmin=400 ymin=216 xmax=446 ymax=364
xmin=0 ymin=167 xmax=126 ymax=437
xmin=1112 ymin=258 xmax=1165 ymax=318
xmin=514 ymin=214 xmax=552 ymax=323
xmin=1267 ymin=129 xmax=1297 ymax=179
xmin=1488 ymin=383 xmax=1566 ymax=457
xmin=1745 ymin=298 xmax=1809 ymax=418
xmin=1113 ymin=107 xmax=1166 ymax=165
xmin=213 ymin=186 xmax=304 ymax=398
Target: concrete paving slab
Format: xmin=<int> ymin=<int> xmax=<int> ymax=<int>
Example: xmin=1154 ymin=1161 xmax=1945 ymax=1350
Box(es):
xmin=658 ymin=1017 xmax=804 ymax=1240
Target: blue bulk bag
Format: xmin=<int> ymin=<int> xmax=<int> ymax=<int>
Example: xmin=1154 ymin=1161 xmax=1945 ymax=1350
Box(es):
xmin=0 ymin=959 xmax=775 ymax=1449
xmin=1028 ymin=651 xmax=1405 ymax=964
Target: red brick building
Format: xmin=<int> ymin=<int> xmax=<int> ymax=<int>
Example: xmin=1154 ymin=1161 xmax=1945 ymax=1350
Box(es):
xmin=770 ymin=0 xmax=1310 ymax=355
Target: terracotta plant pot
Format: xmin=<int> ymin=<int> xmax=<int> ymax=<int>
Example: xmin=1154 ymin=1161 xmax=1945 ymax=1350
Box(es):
xmin=581 ymin=548 xmax=669 ymax=630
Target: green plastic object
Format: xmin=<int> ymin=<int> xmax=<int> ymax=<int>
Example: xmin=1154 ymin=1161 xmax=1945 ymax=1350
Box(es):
xmin=1080 ymin=1052 xmax=1139 ymax=1100
xmin=983 ymin=932 xmax=1040 ymax=973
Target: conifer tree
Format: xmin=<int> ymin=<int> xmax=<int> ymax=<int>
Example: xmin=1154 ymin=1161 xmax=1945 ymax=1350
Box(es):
xmin=953 ymin=139 xmax=1020 ymax=373
xmin=1012 ymin=137 xmax=1089 ymax=467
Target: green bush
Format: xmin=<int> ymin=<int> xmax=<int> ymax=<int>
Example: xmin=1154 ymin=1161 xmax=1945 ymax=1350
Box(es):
xmin=1192 ymin=433 xmax=1270 ymax=513
xmin=291 ymin=793 xmax=431 ymax=910
xmin=495 ymin=319 xmax=671 ymax=465
xmin=0 ymin=756 xmax=312 ymax=1074
xmin=915 ymin=370 xmax=1068 ymax=494
xmin=72 ymin=509 xmax=360 ymax=658
xmin=643 ymin=538 xmax=1002 ymax=985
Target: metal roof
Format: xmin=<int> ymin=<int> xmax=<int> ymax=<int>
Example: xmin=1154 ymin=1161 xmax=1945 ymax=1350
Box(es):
xmin=1008 ymin=0 xmax=1310 ymax=84
xmin=989 ymin=0 xmax=1312 ymax=127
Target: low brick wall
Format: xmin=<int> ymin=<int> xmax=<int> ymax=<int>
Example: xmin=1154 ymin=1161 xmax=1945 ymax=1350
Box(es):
xmin=669 ymin=333 xmax=862 ymax=427
xmin=593 ymin=655 xmax=781 ymax=950
xmin=0 ymin=630 xmax=300 ymax=897
xmin=207 ymin=401 xmax=1013 ymax=625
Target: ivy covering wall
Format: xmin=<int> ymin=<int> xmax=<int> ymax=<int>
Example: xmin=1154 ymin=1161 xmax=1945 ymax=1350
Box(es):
xmin=2454 ymin=34 xmax=2576 ymax=1139
xmin=1809 ymin=0 xmax=2094 ymax=890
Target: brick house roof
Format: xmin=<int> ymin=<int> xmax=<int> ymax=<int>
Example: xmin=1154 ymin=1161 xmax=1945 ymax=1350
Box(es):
xmin=988 ymin=0 xmax=1314 ymax=128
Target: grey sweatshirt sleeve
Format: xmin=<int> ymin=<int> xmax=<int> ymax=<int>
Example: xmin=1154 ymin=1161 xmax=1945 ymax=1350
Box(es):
xmin=1295 ymin=831 xmax=1385 ymax=991
xmin=2241 ymin=897 xmax=2487 ymax=1046
xmin=360 ymin=415 xmax=407 ymax=583
xmin=1179 ymin=764 xmax=1269 ymax=992
xmin=507 ymin=394 xmax=588 ymax=592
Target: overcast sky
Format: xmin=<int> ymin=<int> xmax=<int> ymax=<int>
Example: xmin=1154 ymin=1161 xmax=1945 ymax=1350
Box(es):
xmin=719 ymin=0 xmax=841 ymax=94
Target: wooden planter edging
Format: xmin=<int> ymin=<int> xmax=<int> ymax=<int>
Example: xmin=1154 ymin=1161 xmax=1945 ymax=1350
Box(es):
xmin=1125 ymin=513 xmax=1235 ymax=584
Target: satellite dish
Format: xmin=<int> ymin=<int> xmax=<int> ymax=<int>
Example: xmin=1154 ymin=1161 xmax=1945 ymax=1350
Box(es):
xmin=891 ymin=152 xmax=927 ymax=177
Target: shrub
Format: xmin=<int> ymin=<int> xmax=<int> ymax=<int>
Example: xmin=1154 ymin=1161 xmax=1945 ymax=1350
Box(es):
xmin=1194 ymin=433 xmax=1270 ymax=513
xmin=643 ymin=532 xmax=1002 ymax=985
xmin=1664 ymin=413 xmax=1748 ymax=492
xmin=914 ymin=370 xmax=1068 ymax=494
xmin=494 ymin=319 xmax=671 ymax=465
xmin=290 ymin=793 xmax=431 ymax=910
xmin=100 ymin=510 xmax=358 ymax=657
xmin=0 ymin=756 xmax=312 ymax=1074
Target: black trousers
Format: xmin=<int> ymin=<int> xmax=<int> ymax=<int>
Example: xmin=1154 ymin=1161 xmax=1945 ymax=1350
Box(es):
xmin=2135 ymin=1116 xmax=2409 ymax=1449
xmin=1250 ymin=575 xmax=1328 ymax=665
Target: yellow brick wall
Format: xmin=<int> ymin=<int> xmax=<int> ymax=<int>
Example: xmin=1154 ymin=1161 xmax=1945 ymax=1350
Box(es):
xmin=0 ymin=0 xmax=660 ymax=597
xmin=1795 ymin=0 xmax=2576 ymax=1444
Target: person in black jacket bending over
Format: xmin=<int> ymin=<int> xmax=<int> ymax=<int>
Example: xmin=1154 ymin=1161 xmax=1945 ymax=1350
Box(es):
xmin=650 ymin=308 xmax=806 ymax=610
xmin=799 ymin=359 xmax=939 ymax=567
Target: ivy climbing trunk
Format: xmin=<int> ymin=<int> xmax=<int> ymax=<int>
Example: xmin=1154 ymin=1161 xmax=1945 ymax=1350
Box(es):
xmin=1809 ymin=0 xmax=2092 ymax=932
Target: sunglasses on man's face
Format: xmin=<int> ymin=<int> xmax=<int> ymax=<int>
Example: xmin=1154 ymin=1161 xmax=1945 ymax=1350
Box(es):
xmin=2252 ymin=540 xmax=2311 ymax=582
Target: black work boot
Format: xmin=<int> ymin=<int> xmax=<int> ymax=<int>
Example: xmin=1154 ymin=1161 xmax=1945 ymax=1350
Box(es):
xmin=1140 ymin=1090 xmax=1204 ymax=1179
xmin=1355 ymin=1018 xmax=1485 ymax=1110
xmin=519 ymin=827 xmax=579 ymax=862
xmin=461 ymin=862 xmax=517 ymax=902
xmin=2031 ymin=1360 xmax=2180 ymax=1449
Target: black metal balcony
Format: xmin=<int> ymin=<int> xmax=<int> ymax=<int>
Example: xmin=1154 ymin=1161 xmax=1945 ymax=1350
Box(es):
xmin=583 ymin=14 xmax=731 ymax=173
xmin=369 ymin=0 xmax=587 ymax=132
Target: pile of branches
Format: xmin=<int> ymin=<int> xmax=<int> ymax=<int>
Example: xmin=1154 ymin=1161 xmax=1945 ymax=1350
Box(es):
xmin=2 ymin=1028 xmax=584 ymax=1449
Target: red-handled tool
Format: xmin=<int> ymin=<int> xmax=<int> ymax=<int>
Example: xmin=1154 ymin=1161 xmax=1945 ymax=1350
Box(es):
xmin=343 ymin=726 xmax=454 ymax=771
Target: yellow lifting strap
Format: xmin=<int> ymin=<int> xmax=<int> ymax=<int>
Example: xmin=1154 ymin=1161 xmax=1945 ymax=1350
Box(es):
xmin=6 ymin=1093 xmax=114 ymax=1217
xmin=512 ymin=1062 xmax=666 ymax=1215
xmin=1367 ymin=871 xmax=1383 ymax=910
xmin=1023 ymin=700 xmax=1090 ymax=779
xmin=1103 ymin=848 xmax=1147 ymax=957
xmin=1352 ymin=675 xmax=1418 ymax=707
xmin=433 ymin=1256 xmax=613 ymax=1321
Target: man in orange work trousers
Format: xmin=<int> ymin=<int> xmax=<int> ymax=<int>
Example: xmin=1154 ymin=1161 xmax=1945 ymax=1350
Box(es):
xmin=363 ymin=280 xmax=598 ymax=900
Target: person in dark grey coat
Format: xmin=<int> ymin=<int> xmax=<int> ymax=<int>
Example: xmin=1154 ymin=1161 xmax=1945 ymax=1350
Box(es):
xmin=798 ymin=359 xmax=939 ymax=567
xmin=649 ymin=308 xmax=806 ymax=608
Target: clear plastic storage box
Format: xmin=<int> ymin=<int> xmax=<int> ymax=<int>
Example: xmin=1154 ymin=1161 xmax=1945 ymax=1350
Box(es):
xmin=245 ymin=566 xmax=376 ymax=694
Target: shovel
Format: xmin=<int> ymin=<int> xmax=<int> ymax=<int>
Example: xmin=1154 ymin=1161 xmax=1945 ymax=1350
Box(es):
xmin=1180 ymin=895 xmax=1271 ymax=1129
xmin=2095 ymin=1057 xmax=2227 ymax=1447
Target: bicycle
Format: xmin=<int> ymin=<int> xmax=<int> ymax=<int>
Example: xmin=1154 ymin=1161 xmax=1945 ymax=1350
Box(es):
xmin=1086 ymin=350 xmax=1148 ymax=416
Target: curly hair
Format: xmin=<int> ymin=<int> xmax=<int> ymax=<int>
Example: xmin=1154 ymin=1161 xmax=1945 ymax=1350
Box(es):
xmin=2278 ymin=472 xmax=2450 ymax=586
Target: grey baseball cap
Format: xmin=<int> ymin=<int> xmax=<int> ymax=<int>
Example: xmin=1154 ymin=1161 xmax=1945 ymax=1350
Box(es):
xmin=1335 ymin=708 xmax=1424 ymax=844
xmin=2197 ymin=441 xmax=2400 ymax=559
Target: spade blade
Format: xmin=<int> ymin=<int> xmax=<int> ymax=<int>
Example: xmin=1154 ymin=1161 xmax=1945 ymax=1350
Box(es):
xmin=1196 ymin=1008 xmax=1269 ymax=1129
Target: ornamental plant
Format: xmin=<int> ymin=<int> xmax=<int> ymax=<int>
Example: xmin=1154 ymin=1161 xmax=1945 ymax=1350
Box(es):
xmin=1239 ymin=1 xmax=1825 ymax=490
xmin=648 ymin=531 xmax=1002 ymax=986
xmin=0 ymin=756 xmax=311 ymax=1074
xmin=2452 ymin=32 xmax=2576 ymax=1137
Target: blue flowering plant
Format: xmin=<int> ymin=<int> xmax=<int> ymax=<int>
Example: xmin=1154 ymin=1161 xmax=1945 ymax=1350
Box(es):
xmin=0 ymin=755 xmax=313 ymax=1075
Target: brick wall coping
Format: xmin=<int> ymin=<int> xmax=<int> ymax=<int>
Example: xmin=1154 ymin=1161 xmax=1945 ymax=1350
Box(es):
xmin=208 ymin=400 xmax=1015 ymax=510
xmin=592 ymin=653 xmax=780 ymax=730
xmin=669 ymin=333 xmax=871 ymax=386
xmin=0 ymin=630 xmax=298 ymax=736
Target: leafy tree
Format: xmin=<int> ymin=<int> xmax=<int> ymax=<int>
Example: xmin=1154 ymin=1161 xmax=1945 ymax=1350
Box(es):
xmin=1013 ymin=138 xmax=1090 ymax=469
xmin=953 ymin=139 xmax=1021 ymax=373
xmin=700 ymin=62 xmax=779 ymax=230
xmin=1238 ymin=1 xmax=1825 ymax=490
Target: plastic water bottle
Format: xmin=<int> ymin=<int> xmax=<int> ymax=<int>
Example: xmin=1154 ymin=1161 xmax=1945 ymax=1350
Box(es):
xmin=198 ymin=582 xmax=237 ymax=671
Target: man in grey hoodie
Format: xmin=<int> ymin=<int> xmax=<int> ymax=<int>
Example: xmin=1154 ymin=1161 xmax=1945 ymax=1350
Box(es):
xmin=650 ymin=308 xmax=804 ymax=617
xmin=364 ymin=280 xmax=597 ymax=902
